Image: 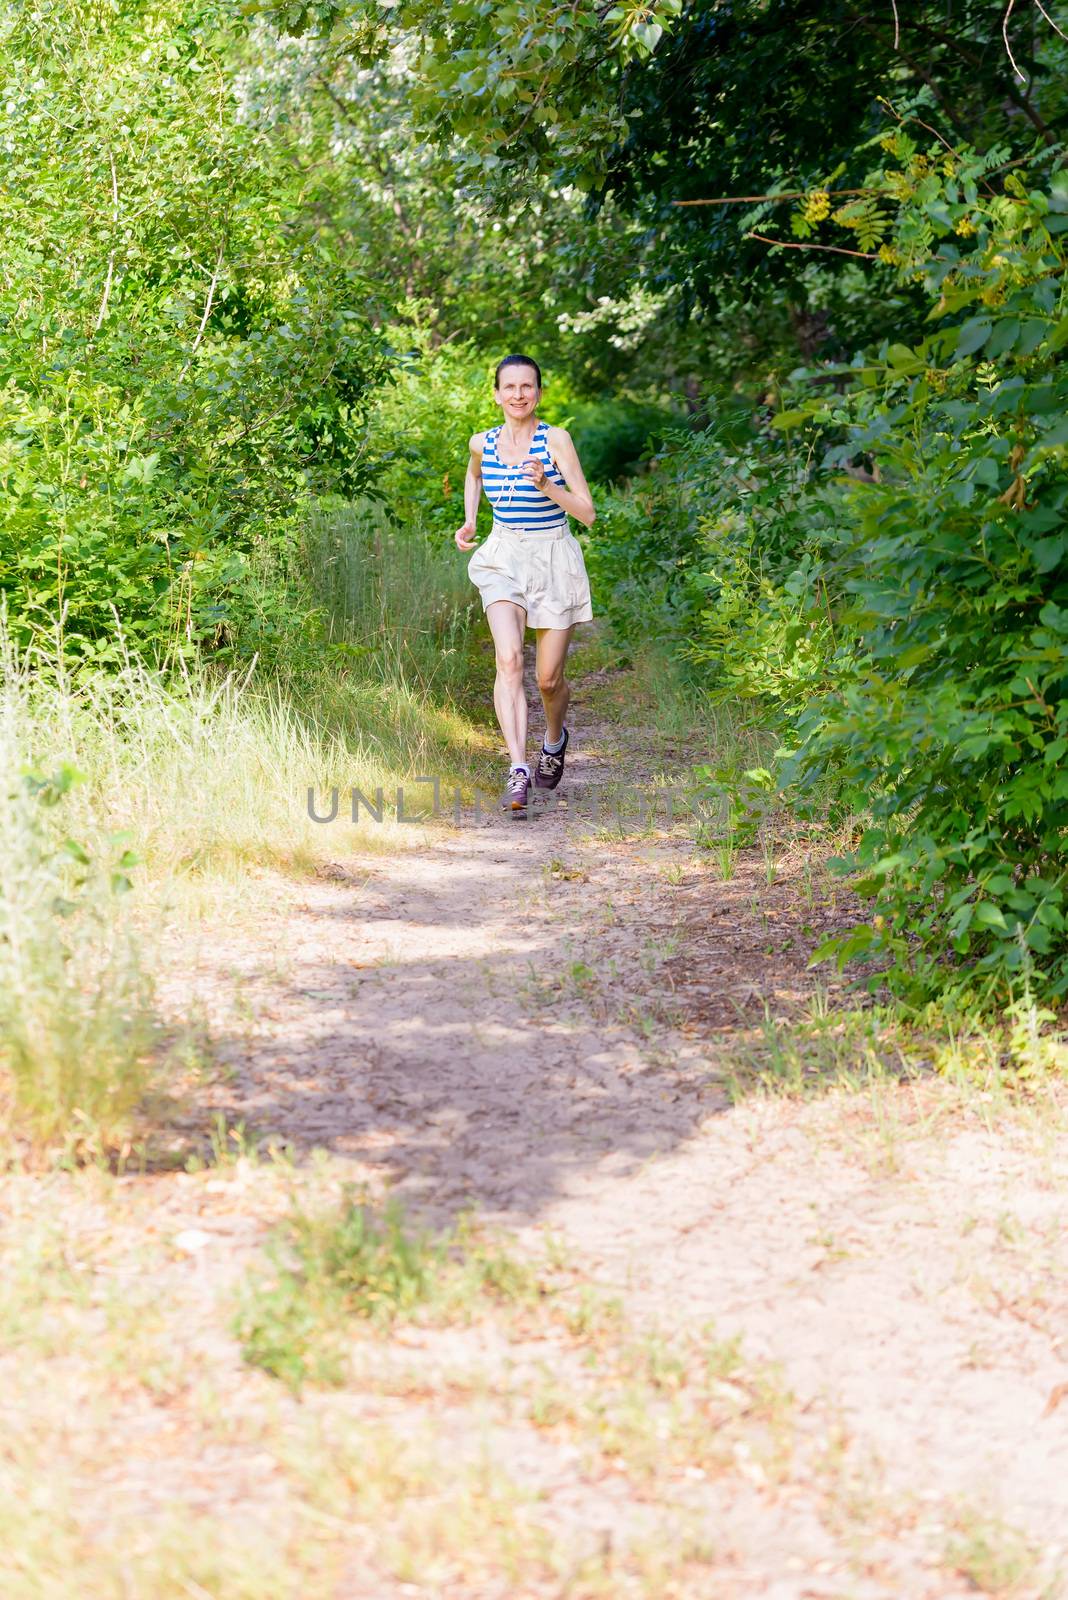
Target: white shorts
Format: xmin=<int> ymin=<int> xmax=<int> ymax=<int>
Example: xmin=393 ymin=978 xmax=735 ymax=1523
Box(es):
xmin=467 ymin=519 xmax=594 ymax=629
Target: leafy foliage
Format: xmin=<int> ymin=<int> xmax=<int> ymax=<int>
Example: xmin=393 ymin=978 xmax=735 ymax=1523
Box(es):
xmin=259 ymin=0 xmax=685 ymax=188
xmin=588 ymin=110 xmax=1068 ymax=1001
xmin=588 ymin=421 xmax=837 ymax=706
xmin=0 ymin=0 xmax=388 ymax=662
xmin=778 ymin=134 xmax=1068 ymax=999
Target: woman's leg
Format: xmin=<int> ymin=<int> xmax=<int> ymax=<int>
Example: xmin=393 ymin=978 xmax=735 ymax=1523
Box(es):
xmin=486 ymin=600 xmax=529 ymax=766
xmin=534 ymin=625 xmax=576 ymax=744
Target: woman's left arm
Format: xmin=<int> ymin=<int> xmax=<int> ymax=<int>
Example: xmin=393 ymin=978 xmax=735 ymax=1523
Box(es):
xmin=532 ymin=427 xmax=596 ymax=527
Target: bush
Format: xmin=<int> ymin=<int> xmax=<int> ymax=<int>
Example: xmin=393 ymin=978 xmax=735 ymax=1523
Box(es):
xmin=0 ymin=0 xmax=388 ymax=665
xmin=561 ymin=396 xmax=683 ymax=484
xmin=586 ymin=420 xmax=838 ymax=708
xmin=582 ymin=133 xmax=1068 ymax=1004
xmin=781 ymin=136 xmax=1068 ymax=1001
xmin=583 ymin=425 xmax=726 ymax=666
xmin=366 ymin=331 xmax=499 ymax=537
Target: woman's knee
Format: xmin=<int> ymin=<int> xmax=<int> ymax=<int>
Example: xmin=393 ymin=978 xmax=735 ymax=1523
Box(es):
xmin=537 ymin=665 xmax=566 ymax=696
xmin=495 ymin=647 xmax=525 ymax=678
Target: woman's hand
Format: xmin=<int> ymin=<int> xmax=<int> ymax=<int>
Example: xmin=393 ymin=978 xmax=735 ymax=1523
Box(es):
xmin=520 ymin=457 xmax=548 ymax=490
xmin=455 ymin=521 xmax=478 ymax=551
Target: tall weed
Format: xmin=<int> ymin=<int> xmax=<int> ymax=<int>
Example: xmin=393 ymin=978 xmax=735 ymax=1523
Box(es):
xmin=0 ymin=499 xmax=492 ymax=1153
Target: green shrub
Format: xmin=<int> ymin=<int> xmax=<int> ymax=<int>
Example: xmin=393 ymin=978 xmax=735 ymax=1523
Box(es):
xmin=586 ymin=420 xmax=838 ymax=708
xmin=362 ymin=331 xmax=497 ymax=537
xmin=562 ymin=396 xmax=682 ymax=483
xmin=0 ymin=745 xmax=155 ymax=1157
xmin=582 ymin=131 xmax=1068 ymax=1003
xmin=583 ymin=425 xmax=726 ymax=666
xmin=0 ymin=0 xmax=388 ymax=665
xmin=782 ymin=136 xmax=1068 ymax=1001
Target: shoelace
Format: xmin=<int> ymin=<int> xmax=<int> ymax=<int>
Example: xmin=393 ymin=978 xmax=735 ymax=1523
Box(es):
xmin=536 ymin=749 xmax=563 ymax=777
xmin=508 ymin=768 xmax=529 ymax=795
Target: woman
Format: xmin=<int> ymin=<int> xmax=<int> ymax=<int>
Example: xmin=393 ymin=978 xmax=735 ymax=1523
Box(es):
xmin=455 ymin=355 xmax=596 ymax=812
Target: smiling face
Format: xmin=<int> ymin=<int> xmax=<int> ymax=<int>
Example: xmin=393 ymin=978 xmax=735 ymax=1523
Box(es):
xmin=494 ymin=362 xmax=540 ymax=422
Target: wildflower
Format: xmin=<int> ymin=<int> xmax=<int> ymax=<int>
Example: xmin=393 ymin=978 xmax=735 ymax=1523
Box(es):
xmin=803 ymin=189 xmax=831 ymax=224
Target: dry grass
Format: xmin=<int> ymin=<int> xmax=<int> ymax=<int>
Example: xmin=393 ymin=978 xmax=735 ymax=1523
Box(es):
xmin=0 ymin=1159 xmax=803 ymax=1598
xmin=0 ymin=505 xmax=504 ymax=1157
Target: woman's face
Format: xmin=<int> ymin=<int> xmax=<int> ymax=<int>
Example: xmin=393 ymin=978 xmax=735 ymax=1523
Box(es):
xmin=494 ymin=365 xmax=540 ymax=421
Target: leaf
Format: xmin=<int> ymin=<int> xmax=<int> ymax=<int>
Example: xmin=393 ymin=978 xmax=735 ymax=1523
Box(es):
xmin=812 ymin=924 xmax=875 ymax=971
xmin=741 ymin=767 xmax=776 ymax=789
xmin=22 ymin=763 xmax=86 ymax=806
xmin=984 ymin=318 xmax=1021 ymax=358
xmin=1016 ymin=319 xmax=1049 ymax=357
xmin=886 ymin=343 xmax=921 ymax=371
xmin=630 ymin=20 xmax=663 ymax=52
xmin=953 ymin=317 xmax=993 ymax=357
xmin=1036 ymin=417 xmax=1068 ymax=449
xmin=1033 ymin=535 xmax=1068 ymax=573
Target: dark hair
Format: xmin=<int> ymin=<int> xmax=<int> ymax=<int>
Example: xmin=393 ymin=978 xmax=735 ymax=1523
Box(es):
xmin=494 ymin=353 xmax=542 ymax=388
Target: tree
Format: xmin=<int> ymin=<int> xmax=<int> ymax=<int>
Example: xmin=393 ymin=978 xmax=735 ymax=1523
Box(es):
xmin=0 ymin=0 xmax=388 ymax=660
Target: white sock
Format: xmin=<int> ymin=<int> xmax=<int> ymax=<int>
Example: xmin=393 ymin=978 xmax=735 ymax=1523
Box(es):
xmin=510 ymin=762 xmax=531 ymax=777
xmin=543 ymin=726 xmax=567 ymax=754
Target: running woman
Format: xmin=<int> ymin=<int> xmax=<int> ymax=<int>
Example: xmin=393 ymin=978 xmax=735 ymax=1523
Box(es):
xmin=455 ymin=355 xmax=596 ymax=812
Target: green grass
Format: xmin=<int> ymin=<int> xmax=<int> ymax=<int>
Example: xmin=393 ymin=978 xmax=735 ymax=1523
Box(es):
xmin=235 ymin=1192 xmax=543 ymax=1392
xmin=302 ymin=497 xmax=489 ymax=707
xmin=723 ymin=1001 xmax=907 ymax=1102
xmin=944 ymin=1507 xmax=1061 ymax=1598
xmin=722 ymin=987 xmax=1068 ymax=1118
xmin=0 ymin=503 xmax=500 ymax=1159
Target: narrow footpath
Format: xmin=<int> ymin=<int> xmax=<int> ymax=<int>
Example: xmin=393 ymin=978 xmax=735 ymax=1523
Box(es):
xmin=155 ymin=640 xmax=1068 ymax=1597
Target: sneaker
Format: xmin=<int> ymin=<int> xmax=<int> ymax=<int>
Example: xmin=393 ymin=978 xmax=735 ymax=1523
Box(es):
xmin=502 ymin=765 xmax=531 ymax=811
xmin=534 ymin=727 xmax=569 ymax=790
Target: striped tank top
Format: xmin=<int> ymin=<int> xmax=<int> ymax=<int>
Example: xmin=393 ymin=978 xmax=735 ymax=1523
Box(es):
xmin=481 ymin=420 xmax=568 ymax=529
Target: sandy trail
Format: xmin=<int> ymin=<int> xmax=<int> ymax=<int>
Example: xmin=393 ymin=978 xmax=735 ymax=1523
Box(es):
xmin=158 ymin=643 xmax=1068 ymax=1597
xmin=188 ymin=652 xmax=725 ymax=1218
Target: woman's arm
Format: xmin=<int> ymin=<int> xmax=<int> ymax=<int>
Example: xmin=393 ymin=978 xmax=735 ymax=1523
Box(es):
xmin=528 ymin=427 xmax=596 ymax=527
xmin=455 ymin=432 xmax=485 ymax=551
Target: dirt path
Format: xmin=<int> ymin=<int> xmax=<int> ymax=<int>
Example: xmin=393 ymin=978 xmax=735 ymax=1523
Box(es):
xmin=13 ymin=644 xmax=1065 ymax=1597
xmin=147 ymin=643 xmax=1068 ymax=1596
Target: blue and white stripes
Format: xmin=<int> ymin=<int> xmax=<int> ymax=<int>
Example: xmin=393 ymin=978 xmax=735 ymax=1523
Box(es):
xmin=481 ymin=421 xmax=568 ymax=528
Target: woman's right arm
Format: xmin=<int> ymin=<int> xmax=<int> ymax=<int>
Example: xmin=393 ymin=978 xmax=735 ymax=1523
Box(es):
xmin=455 ymin=433 xmax=484 ymax=551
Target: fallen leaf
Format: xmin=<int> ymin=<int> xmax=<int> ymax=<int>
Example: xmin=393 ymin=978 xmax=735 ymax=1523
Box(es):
xmin=1042 ymin=1381 xmax=1068 ymax=1418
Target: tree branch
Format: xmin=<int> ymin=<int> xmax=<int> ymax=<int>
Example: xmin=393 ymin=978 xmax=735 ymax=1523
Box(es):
xmin=177 ymin=242 xmax=224 ymax=376
xmin=92 ymin=151 xmax=119 ymax=335
xmin=674 ymin=188 xmax=875 ymax=206
xmin=1003 ymin=0 xmax=1026 ymax=82
xmin=745 ymin=231 xmax=879 ymax=260
xmin=1035 ymin=0 xmax=1068 ymax=42
xmin=903 ymin=15 xmax=1055 ymax=143
xmin=848 ymin=13 xmax=973 ymax=141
